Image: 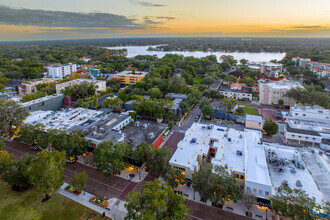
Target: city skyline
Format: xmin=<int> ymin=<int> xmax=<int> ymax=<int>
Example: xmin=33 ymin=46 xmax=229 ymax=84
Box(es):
xmin=0 ymin=0 xmax=330 ymax=41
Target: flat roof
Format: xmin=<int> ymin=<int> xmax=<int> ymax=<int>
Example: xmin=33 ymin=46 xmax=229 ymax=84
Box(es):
xmin=220 ymin=85 xmax=252 ymax=93
xmin=259 ymin=81 xmax=303 ymax=90
xmin=245 ymin=129 xmax=272 ymax=187
xmin=264 ymin=143 xmax=325 ymax=203
xmin=114 ymin=70 xmax=147 ymax=77
xmin=246 ymin=114 xmax=263 ymax=123
xmin=20 ymin=94 xmax=63 ymax=107
xmin=24 ymin=107 xmax=103 ymax=131
xmin=288 ymin=119 xmax=330 ymax=135
xmin=56 ymin=79 xmax=104 ymax=87
xmin=291 ymin=104 xmax=330 ymax=116
xmin=286 ymin=126 xmax=321 ymax=136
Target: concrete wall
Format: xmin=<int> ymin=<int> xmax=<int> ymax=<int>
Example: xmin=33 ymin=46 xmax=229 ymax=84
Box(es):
xmin=24 ymin=95 xmax=64 ymax=113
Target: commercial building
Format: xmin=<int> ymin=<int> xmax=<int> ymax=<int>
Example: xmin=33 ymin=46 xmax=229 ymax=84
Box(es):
xmin=48 ymin=63 xmax=77 ymax=78
xmin=284 ymin=105 xmax=330 ymax=146
xmin=247 ymin=61 xmax=283 ymax=78
xmin=259 ymin=81 xmax=303 ymax=105
xmin=169 ymin=123 xmax=326 ymax=204
xmin=24 ymin=107 xmax=104 ymax=132
xmin=55 ymin=79 xmax=106 ymax=93
xmin=18 ymin=77 xmax=60 ymax=96
xmin=220 ymin=83 xmax=253 ymax=101
xmin=67 ymin=113 xmax=131 ymax=148
xmin=112 ymin=71 xmax=147 ymax=86
xmin=245 ymin=114 xmax=263 ymax=131
xmin=21 ymin=94 xmax=64 ymax=113
xmin=169 ymin=123 xmax=272 ymax=199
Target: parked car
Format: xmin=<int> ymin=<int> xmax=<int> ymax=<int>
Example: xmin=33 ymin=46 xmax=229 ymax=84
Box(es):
xmin=67 ymin=156 xmax=76 ymax=164
xmin=30 ymin=145 xmax=39 ymax=151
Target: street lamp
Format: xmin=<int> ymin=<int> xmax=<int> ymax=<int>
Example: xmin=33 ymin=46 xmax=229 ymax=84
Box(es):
xmin=266 ymin=208 xmax=268 ymax=220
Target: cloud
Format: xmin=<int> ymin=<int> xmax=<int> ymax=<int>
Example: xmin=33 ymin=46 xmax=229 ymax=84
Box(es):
xmin=129 ymin=0 xmax=167 ymax=7
xmin=156 ymin=16 xmax=176 ymax=20
xmin=0 ymin=5 xmax=144 ymax=30
xmin=290 ymin=25 xmax=327 ymax=29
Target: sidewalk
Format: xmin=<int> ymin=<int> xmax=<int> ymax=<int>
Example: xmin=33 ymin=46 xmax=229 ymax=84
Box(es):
xmin=59 ymin=183 xmax=127 ymax=220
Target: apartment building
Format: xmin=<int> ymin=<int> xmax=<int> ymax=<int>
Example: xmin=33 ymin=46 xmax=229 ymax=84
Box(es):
xmin=18 ymin=77 xmax=59 ymax=96
xmin=48 ymin=63 xmax=77 ymax=78
xmin=259 ymin=81 xmax=303 ymax=105
xmin=292 ymin=57 xmax=330 ymax=79
xmin=247 ymin=61 xmax=283 ymax=78
xmin=55 ymin=79 xmax=106 ymax=93
xmin=112 ymin=71 xmax=147 ymax=86
xmin=220 ymin=83 xmax=253 ymax=101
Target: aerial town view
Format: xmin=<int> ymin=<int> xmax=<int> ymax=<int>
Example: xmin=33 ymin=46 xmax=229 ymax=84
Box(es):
xmin=0 ymin=1 xmax=330 ymax=220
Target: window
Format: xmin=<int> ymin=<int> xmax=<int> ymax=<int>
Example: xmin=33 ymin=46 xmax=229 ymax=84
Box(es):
xmin=295 ymin=113 xmax=298 ymax=115
xmin=303 ymin=114 xmax=306 ymax=116
xmin=265 ymin=191 xmax=269 ymax=196
xmin=253 ymin=188 xmax=257 ymax=193
xmin=247 ymin=187 xmax=251 ymax=192
xmin=259 ymin=190 xmax=262 ymax=195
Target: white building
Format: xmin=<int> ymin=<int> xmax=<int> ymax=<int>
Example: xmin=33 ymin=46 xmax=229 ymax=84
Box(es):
xmin=284 ymin=105 xmax=330 ymax=145
xmin=55 ymin=79 xmax=106 ymax=94
xmin=169 ymin=123 xmax=272 ymax=199
xmin=247 ymin=61 xmax=283 ymax=78
xmin=48 ymin=64 xmax=77 ymax=78
xmin=220 ymin=83 xmax=253 ymax=101
xmin=259 ymin=81 xmax=304 ymax=106
xmin=292 ymin=57 xmax=330 ymax=79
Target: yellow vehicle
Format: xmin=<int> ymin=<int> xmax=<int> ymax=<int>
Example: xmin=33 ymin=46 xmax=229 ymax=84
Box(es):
xmin=67 ymin=156 xmax=76 ymax=164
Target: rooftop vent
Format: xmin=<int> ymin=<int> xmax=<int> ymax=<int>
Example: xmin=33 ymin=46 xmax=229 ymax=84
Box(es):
xmin=236 ymin=150 xmax=242 ymax=156
xmin=296 ymin=180 xmax=302 ymax=187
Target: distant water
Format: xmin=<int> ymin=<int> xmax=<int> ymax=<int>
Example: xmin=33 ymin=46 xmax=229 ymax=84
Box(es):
xmin=106 ymin=45 xmax=285 ymax=62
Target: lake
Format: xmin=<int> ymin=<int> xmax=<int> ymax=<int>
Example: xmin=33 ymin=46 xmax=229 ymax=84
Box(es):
xmin=106 ymin=45 xmax=286 ymax=62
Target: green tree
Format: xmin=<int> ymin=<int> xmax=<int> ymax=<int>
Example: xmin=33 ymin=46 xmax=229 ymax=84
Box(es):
xmin=179 ymin=101 xmax=190 ymax=114
xmin=168 ymin=121 xmax=174 ymax=131
xmin=146 ymin=88 xmax=163 ymax=99
xmin=0 ymin=149 xmax=14 ymax=173
xmin=71 ymin=171 xmax=88 ymax=192
xmin=15 ymin=124 xmax=45 ymax=146
xmin=270 ymin=184 xmax=316 ymax=220
xmin=277 ymin=99 xmax=284 ymax=106
xmin=94 ymin=141 xmax=129 ymax=175
xmin=220 ymin=98 xmax=237 ymax=112
xmin=147 ymin=147 xmax=172 ymax=174
xmin=239 ymin=59 xmax=248 ymax=65
xmin=1 ymin=154 xmax=33 ymax=190
xmin=125 ymin=179 xmax=189 ymax=220
xmin=223 ymin=75 xmax=238 ymax=84
xmin=202 ymin=75 xmax=216 ymax=85
xmin=201 ymin=104 xmax=214 ymax=119
xmin=0 ymin=139 xmax=4 ymax=150
xmin=161 ymin=167 xmax=185 ymax=189
xmin=134 ymin=142 xmax=155 ymax=165
xmin=263 ymin=118 xmax=278 ymax=136
xmin=21 ymin=91 xmax=47 ymax=103
xmin=0 ymin=98 xmax=29 ymax=136
xmin=102 ymin=97 xmax=124 ymax=112
xmin=241 ymin=192 xmax=256 ymax=212
xmin=203 ymin=88 xmax=221 ymax=99
xmin=27 ymin=150 xmax=66 ymax=201
xmin=192 ymin=164 xmax=243 ymax=205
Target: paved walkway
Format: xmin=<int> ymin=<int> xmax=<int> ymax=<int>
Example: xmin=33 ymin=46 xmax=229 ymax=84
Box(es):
xmin=59 ymin=183 xmax=127 ymax=220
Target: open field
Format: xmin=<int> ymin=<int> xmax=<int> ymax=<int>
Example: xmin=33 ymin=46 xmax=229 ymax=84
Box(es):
xmin=235 ymin=107 xmax=259 ymax=116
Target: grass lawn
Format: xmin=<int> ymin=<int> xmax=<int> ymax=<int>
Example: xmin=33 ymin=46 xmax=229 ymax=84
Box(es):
xmin=0 ymin=180 xmax=108 ymax=220
xmin=193 ymin=76 xmax=203 ymax=85
xmin=235 ymin=107 xmax=259 ymax=116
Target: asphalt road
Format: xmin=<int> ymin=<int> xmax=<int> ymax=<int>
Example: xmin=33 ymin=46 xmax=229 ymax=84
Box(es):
xmin=175 ymin=104 xmax=201 ymax=133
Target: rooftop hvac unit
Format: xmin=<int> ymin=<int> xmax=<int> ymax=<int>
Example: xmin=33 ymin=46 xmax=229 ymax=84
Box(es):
xmin=202 ymin=126 xmax=206 ymax=129
xmin=236 ymin=150 xmax=243 ymax=156
xmin=228 ymin=138 xmax=231 ymax=142
xmin=296 ymin=180 xmax=302 ymax=187
xmin=92 ymin=126 xmax=97 ymax=130
xmin=239 ymin=134 xmax=242 ymax=138
xmin=99 ymin=127 xmax=106 ymax=133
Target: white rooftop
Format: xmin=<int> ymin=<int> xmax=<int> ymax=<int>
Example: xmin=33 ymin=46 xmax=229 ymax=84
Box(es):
xmin=260 ymin=81 xmax=303 ymax=90
xmin=114 ymin=70 xmax=147 ymax=77
xmin=246 ymin=114 xmax=263 ymax=123
xmin=291 ymin=104 xmax=330 ymax=116
xmin=24 ymin=107 xmax=103 ymax=131
xmin=264 ymin=143 xmax=326 ymax=203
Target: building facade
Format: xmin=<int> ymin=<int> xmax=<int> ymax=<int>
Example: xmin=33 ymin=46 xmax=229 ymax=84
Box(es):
xmin=21 ymin=94 xmax=64 ymax=113
xmin=245 ymin=114 xmax=263 ymax=131
xmin=259 ymin=81 xmax=303 ymax=105
xmin=48 ymin=64 xmax=77 ymax=78
xmin=247 ymin=61 xmax=283 ymax=78
xmin=112 ymin=71 xmax=147 ymax=86
xmin=55 ymin=79 xmax=106 ymax=94
xmin=220 ymin=83 xmax=253 ymax=101
xmin=18 ymin=77 xmax=59 ymax=96
xmin=292 ymin=57 xmax=330 ymax=79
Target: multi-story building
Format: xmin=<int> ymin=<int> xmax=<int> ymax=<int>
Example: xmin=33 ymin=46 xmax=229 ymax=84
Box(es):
xmin=21 ymin=94 xmax=64 ymax=113
xmin=259 ymin=81 xmax=303 ymax=105
xmin=284 ymin=105 xmax=330 ymax=146
xmin=48 ymin=64 xmax=77 ymax=78
xmin=247 ymin=61 xmax=283 ymax=78
xmin=112 ymin=71 xmax=147 ymax=86
xmin=169 ymin=123 xmax=326 ymax=206
xmin=245 ymin=114 xmax=263 ymax=131
xmin=220 ymin=83 xmax=253 ymax=101
xmin=55 ymin=79 xmax=106 ymax=94
xmin=292 ymin=57 xmax=330 ymax=79
xmin=18 ymin=77 xmax=59 ymax=96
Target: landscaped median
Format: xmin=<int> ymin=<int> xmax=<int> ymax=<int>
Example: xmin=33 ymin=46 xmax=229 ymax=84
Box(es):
xmin=64 ymin=185 xmax=82 ymax=196
xmin=90 ymin=196 xmax=109 ymax=208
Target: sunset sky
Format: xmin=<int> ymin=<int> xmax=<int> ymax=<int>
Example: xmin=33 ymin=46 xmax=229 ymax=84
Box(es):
xmin=0 ymin=0 xmax=330 ymax=41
